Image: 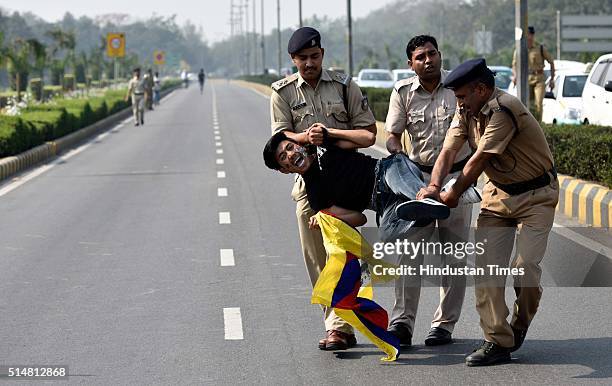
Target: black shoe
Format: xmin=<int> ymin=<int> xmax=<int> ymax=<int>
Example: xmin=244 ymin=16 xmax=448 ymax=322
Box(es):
xmin=387 ymin=323 xmax=412 ymax=346
xmin=141 ymin=118 xmax=144 ymax=125
xmin=396 ymin=198 xmax=450 ymax=222
xmin=465 ymin=341 xmax=511 ymax=367
xmin=424 ymin=327 xmax=453 ymax=346
xmin=511 ymin=327 xmax=527 ymax=352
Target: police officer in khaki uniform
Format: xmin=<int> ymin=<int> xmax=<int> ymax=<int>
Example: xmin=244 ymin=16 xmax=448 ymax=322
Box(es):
xmin=512 ymin=26 xmax=555 ymax=121
xmin=418 ymin=58 xmax=559 ymax=366
xmin=125 ymin=67 xmax=146 ymax=126
xmin=385 ymin=35 xmax=475 ymax=347
xmin=270 ymin=27 xmax=377 ymax=350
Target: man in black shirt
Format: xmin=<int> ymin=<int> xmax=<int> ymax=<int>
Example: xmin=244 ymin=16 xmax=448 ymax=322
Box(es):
xmin=263 ymin=130 xmax=454 ymax=237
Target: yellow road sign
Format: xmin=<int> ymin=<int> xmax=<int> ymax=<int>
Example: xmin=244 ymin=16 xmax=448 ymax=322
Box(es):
xmin=106 ymin=33 xmax=125 ymax=58
xmin=153 ymin=50 xmax=166 ymax=65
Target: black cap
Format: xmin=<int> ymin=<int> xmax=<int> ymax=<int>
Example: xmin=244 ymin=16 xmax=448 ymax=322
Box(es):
xmin=288 ymin=27 xmax=321 ymax=55
xmin=528 ymin=26 xmax=535 ymax=34
xmin=443 ymin=58 xmax=495 ymax=90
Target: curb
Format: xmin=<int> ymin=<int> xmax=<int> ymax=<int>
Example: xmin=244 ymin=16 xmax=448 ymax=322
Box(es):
xmin=0 ymin=86 xmax=179 ymax=183
xmin=235 ymin=79 xmax=612 ymax=229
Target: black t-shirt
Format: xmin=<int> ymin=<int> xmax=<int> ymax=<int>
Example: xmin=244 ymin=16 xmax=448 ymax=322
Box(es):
xmin=302 ymin=146 xmax=378 ymax=212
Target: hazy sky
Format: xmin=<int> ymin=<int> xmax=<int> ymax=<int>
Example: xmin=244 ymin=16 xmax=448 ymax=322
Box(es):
xmin=2 ymin=0 xmax=397 ymax=42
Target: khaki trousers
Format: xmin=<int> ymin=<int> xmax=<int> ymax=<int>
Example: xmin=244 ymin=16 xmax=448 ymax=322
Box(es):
xmin=475 ymin=179 xmax=559 ymax=347
xmin=528 ymin=76 xmax=545 ymax=122
xmin=390 ymin=171 xmax=472 ymax=334
xmin=131 ymin=94 xmax=144 ymax=124
xmin=292 ymin=177 xmax=353 ymax=334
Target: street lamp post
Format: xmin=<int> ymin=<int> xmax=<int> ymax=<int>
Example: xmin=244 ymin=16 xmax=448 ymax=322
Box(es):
xmin=277 ymin=0 xmax=281 ymax=76
xmin=347 ymin=0 xmax=353 ymax=77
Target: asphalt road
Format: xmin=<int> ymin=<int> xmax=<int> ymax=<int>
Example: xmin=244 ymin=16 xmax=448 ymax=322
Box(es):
xmin=0 ymin=80 xmax=611 ymax=385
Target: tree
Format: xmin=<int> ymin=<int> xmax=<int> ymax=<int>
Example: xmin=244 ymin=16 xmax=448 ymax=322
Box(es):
xmin=0 ymin=35 xmax=45 ymax=101
xmin=45 ymin=28 xmax=76 ymax=85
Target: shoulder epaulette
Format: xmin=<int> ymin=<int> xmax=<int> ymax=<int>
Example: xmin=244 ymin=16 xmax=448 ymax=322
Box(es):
xmin=329 ymin=70 xmax=350 ymax=86
xmin=271 ymin=73 xmax=299 ymax=92
xmin=394 ymin=77 xmax=415 ymax=92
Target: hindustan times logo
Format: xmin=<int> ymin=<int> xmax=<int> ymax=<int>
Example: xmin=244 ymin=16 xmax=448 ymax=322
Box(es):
xmin=372 ymin=239 xmax=487 ymax=260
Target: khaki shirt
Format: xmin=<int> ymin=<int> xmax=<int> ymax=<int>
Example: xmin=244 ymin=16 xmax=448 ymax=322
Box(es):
xmin=385 ymin=70 xmax=472 ymax=166
xmin=270 ymin=69 xmax=376 ymax=134
xmin=512 ymin=40 xmax=554 ymax=81
xmin=443 ymin=88 xmax=554 ymax=184
xmin=127 ymin=77 xmax=146 ymax=95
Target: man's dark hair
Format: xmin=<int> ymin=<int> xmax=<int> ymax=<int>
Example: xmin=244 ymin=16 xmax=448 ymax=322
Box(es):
xmin=470 ymin=71 xmax=495 ymax=89
xmin=406 ymin=35 xmax=439 ymax=60
xmin=263 ymin=131 xmax=293 ymax=170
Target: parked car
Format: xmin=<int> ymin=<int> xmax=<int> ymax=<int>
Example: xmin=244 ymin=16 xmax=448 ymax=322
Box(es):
xmin=507 ymin=60 xmax=587 ymax=96
xmin=392 ymin=69 xmax=416 ymax=83
xmin=542 ymin=71 xmax=587 ymax=125
xmin=581 ymin=53 xmax=612 ymax=126
xmin=355 ymin=69 xmax=394 ymax=88
xmin=488 ymin=66 xmax=513 ymax=91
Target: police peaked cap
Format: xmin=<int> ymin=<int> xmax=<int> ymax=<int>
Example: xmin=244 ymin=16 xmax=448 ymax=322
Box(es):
xmin=288 ymin=27 xmax=321 ymax=55
xmin=443 ymin=58 xmax=495 ymax=90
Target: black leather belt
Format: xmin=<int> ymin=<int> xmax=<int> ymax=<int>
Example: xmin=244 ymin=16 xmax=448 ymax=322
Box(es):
xmin=415 ymin=156 xmax=470 ymax=174
xmin=490 ymin=167 xmax=557 ymax=196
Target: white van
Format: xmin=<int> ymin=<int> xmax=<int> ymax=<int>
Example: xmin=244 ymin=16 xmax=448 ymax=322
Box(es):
xmin=581 ymin=53 xmax=612 ymax=126
xmin=542 ymin=71 xmax=588 ymax=125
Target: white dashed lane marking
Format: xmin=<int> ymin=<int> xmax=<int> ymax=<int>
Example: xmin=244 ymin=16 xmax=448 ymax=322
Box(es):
xmin=223 ymin=307 xmax=243 ymax=340
xmin=219 ymin=212 xmax=231 ymax=224
xmin=220 ymin=249 xmax=235 ymax=266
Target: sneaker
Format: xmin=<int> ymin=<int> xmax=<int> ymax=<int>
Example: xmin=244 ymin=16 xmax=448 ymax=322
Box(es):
xmin=442 ymin=178 xmax=482 ymax=205
xmin=396 ymin=198 xmax=450 ymax=222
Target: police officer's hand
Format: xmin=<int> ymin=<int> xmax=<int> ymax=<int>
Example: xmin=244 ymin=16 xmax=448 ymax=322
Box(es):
xmin=548 ymin=78 xmax=555 ymax=90
xmin=416 ymin=186 xmax=441 ymax=201
xmin=440 ymin=190 xmax=459 ymax=208
xmin=306 ymin=123 xmax=326 ymax=146
xmin=308 ymin=215 xmax=320 ymax=230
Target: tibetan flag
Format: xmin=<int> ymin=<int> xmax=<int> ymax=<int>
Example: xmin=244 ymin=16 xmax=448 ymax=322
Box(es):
xmin=311 ymin=211 xmax=400 ymax=362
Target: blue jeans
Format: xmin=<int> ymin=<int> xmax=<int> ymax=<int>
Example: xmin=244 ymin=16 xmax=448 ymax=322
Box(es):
xmin=375 ymin=153 xmax=426 ymax=242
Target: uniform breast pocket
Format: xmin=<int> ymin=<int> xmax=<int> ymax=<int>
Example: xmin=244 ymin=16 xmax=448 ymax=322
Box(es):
xmin=407 ymin=107 xmax=427 ymax=138
xmin=292 ymin=106 xmax=314 ymax=131
xmin=326 ymin=102 xmax=350 ymax=127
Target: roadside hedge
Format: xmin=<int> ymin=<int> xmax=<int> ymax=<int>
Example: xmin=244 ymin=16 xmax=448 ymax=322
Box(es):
xmin=0 ymin=86 xmax=155 ymax=157
xmin=236 ymin=74 xmax=282 ymax=85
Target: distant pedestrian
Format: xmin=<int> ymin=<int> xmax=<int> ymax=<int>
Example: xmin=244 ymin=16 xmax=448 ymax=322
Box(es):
xmin=181 ymin=70 xmax=189 ymax=88
xmin=125 ymin=67 xmax=146 ymax=126
xmin=153 ymin=71 xmax=161 ymax=105
xmin=144 ymin=68 xmax=154 ymax=110
xmin=198 ymin=68 xmax=206 ymax=94
xmin=512 ymin=26 xmax=555 ymax=122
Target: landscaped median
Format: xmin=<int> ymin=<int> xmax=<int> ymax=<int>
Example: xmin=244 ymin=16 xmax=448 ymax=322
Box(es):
xmin=0 ymin=80 xmax=182 ymax=181
xmin=235 ymin=79 xmax=612 ymax=228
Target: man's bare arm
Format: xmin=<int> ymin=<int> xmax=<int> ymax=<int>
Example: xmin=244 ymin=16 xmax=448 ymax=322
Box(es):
xmin=386 ymin=132 xmax=403 ymax=154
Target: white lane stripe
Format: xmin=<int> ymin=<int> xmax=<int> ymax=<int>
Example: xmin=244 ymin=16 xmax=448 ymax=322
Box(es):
xmin=217 ymin=171 xmax=226 ymax=178
xmin=215 ymin=142 xmax=222 ymax=147
xmin=216 ymin=149 xmax=224 ymax=154
xmin=216 ymin=158 xmax=224 ymax=165
xmin=223 ymin=307 xmax=243 ymax=340
xmin=220 ymin=249 xmax=235 ymax=266
xmin=214 ymin=131 xmax=220 ymax=135
xmin=219 ymin=212 xmax=231 ymax=224
xmin=217 ymin=187 xmax=228 ymax=197
xmin=552 ymin=224 xmax=612 ymax=259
